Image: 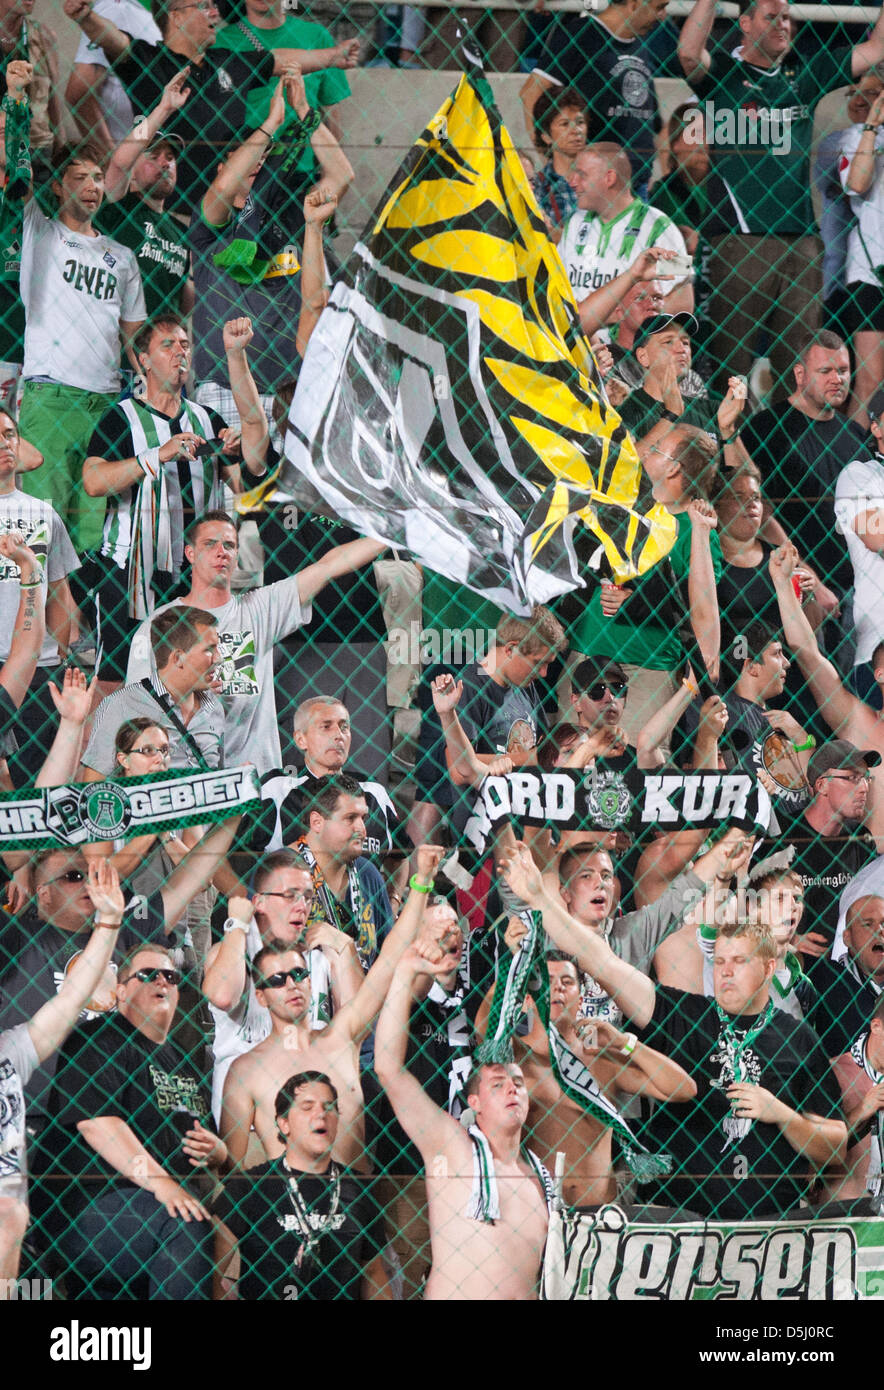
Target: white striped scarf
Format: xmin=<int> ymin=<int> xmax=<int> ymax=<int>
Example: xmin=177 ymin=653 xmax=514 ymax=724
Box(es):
xmin=464 ymin=1125 xmax=555 ymax=1223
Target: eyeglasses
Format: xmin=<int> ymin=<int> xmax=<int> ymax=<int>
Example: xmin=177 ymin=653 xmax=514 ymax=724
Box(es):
xmin=826 ymin=771 xmax=871 ymax=785
xmin=259 ymin=889 xmax=315 ymax=906
xmin=130 ymin=744 xmax=172 ymax=759
xmin=583 ymin=681 xmax=627 ymax=702
xmin=122 ymin=967 xmax=181 ymax=986
xmin=256 ymin=966 xmax=310 ymax=989
xmin=46 ymin=868 xmax=87 ymax=886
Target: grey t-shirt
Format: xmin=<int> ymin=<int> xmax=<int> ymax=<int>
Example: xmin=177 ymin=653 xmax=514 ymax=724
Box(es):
xmin=0 ymin=1023 xmax=38 ymax=1191
xmin=83 ymin=675 xmax=225 ymax=775
xmin=124 ymin=578 xmax=311 ymax=774
xmin=0 ymin=491 xmax=79 ymax=667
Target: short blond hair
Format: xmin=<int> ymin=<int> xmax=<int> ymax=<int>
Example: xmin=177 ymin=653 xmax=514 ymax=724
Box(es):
xmin=496 ymin=604 xmax=566 ymax=656
xmin=715 ymin=920 xmax=777 ymax=963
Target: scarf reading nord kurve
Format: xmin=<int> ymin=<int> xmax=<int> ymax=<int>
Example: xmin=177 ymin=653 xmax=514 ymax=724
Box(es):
xmin=477 ymin=911 xmax=672 ymax=1184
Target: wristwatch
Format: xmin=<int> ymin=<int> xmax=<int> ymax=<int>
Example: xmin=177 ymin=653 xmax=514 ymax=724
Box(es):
xmin=222 ymin=917 xmax=250 ymax=937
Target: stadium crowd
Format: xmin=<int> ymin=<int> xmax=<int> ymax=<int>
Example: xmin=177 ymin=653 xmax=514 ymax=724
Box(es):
xmin=2 ymin=0 xmax=884 ymax=1303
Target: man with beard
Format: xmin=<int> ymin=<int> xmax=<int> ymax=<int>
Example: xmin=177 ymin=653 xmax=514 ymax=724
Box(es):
xmin=740 ymin=333 xmax=864 ymax=618
xmin=99 ymin=70 xmax=192 ymax=319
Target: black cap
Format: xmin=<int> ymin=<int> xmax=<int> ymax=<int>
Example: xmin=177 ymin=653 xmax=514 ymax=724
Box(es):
xmin=633 ymin=312 xmax=699 ymax=352
xmin=807 ymin=738 xmax=882 ymax=788
xmin=147 ymin=129 xmax=184 ymax=154
xmin=868 ymin=388 xmax=884 ymax=423
xmin=572 ymin=656 xmax=627 ymax=693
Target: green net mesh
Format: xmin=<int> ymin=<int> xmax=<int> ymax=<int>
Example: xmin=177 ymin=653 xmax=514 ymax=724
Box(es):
xmin=0 ymin=0 xmax=884 ymax=1305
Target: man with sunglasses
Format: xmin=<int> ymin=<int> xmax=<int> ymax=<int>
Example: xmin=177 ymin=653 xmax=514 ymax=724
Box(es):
xmin=220 ymin=845 xmax=442 ymax=1172
xmin=38 ymin=942 xmax=224 ymax=1298
xmin=202 ymin=847 xmax=364 ymax=1123
xmin=0 ymin=810 xmax=242 ymax=1134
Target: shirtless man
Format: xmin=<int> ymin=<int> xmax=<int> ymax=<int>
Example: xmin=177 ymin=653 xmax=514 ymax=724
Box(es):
xmin=771 ymin=542 xmax=884 ymax=849
xmin=375 ymin=942 xmax=552 ymax=1301
xmin=478 ymin=945 xmax=695 ymax=1208
xmin=220 ymin=845 xmax=442 ymax=1170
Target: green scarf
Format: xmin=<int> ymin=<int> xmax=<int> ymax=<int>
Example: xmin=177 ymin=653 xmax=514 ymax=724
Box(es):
xmin=477 ymin=911 xmax=672 ymax=1184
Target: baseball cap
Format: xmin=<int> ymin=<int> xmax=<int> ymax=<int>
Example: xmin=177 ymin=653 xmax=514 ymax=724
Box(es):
xmin=867 ymin=388 xmax=884 ymax=423
xmin=147 ymin=130 xmax=184 ymax=154
xmin=807 ymin=738 xmax=882 ymax=787
xmin=572 ymin=657 xmax=627 ymax=694
xmin=633 ymin=312 xmax=699 ymax=352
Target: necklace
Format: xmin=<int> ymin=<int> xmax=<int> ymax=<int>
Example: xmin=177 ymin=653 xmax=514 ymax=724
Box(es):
xmin=280 ymin=1159 xmax=344 ymax=1275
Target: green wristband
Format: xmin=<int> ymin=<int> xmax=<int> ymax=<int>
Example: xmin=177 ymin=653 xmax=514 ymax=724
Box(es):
xmin=793 ymin=736 xmax=816 ymax=753
xmin=409 ymin=875 xmax=434 ymax=894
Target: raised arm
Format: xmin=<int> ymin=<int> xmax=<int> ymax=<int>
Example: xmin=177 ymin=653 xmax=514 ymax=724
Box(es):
xmin=0 ymin=539 xmax=45 ymax=710
xmin=201 ymin=896 xmax=254 ymax=1012
xmin=686 ymin=500 xmax=721 ymax=684
xmin=577 ymin=247 xmax=675 ymax=337
xmin=104 ymin=68 xmax=191 ymax=202
xmin=851 ymin=4 xmax=884 ymax=76
xmin=499 ymin=843 xmax=657 ymax=1028
xmin=26 ymin=862 xmax=122 ymax=1063
xmin=62 ymin=0 xmax=131 ymax=63
xmin=331 ymin=845 xmax=443 ymax=1046
xmin=295 ymin=536 xmax=387 ymax=608
xmin=678 ymin=0 xmax=715 ymax=82
xmin=201 ymin=77 xmax=288 ymax=227
xmin=770 ymin=544 xmax=873 ymax=743
xmin=374 ymin=942 xmax=470 ymax=1164
xmin=222 ymin=318 xmax=269 ymax=480
xmin=160 ymin=815 xmax=242 ymax=933
xmin=35 ymin=668 xmax=96 ymax=786
xmin=297 ymin=186 xmax=335 ymax=356
xmin=582 ymin=1018 xmax=697 ymax=1102
xmin=272 ymin=38 xmax=359 ymax=76
xmin=431 ymin=672 xmax=513 ymax=787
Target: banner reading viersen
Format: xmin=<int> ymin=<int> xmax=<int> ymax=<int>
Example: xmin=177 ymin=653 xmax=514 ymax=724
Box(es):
xmin=542 ymin=1203 xmax=884 ymax=1300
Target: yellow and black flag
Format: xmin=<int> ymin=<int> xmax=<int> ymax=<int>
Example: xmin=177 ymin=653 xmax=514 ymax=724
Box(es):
xmin=282 ymin=67 xmax=675 ymax=612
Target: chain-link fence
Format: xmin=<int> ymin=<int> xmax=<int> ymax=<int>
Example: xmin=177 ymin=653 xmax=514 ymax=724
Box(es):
xmin=1 ymin=0 xmax=884 ymax=1304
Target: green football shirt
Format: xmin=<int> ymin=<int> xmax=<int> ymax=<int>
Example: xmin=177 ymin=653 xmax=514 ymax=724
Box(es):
xmin=688 ymin=44 xmax=853 ymax=235
xmin=213 ymin=15 xmax=350 ymax=173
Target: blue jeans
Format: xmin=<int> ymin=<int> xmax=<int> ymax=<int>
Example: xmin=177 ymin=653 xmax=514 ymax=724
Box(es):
xmin=60 ymin=1186 xmax=212 ymax=1300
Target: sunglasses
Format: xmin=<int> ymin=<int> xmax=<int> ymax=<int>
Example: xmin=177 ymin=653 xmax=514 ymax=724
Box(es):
xmin=46 ymin=868 xmax=87 ymax=886
xmin=583 ymin=681 xmax=628 ymax=702
xmin=256 ymin=966 xmax=310 ymax=989
xmin=124 ymin=967 xmax=181 ymax=986
xmin=130 ymin=744 xmax=172 ymax=759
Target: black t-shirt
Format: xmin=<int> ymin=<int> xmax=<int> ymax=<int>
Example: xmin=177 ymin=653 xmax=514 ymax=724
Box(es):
xmin=535 ymin=14 xmax=660 ymax=185
xmin=640 ymin=987 xmax=843 ymax=1218
xmin=0 ymin=685 xmax=18 ymax=761
xmin=807 ymin=960 xmax=881 ymax=1058
xmin=254 ymin=763 xmax=397 ymax=859
xmin=740 ymin=405 xmax=869 ymax=593
xmin=717 ymin=543 xmax=780 ymax=641
xmin=415 ymin=661 xmax=546 ymax=814
xmin=113 ymin=41 xmax=276 ymax=211
xmin=0 ymin=892 xmax=167 ymax=1118
xmin=213 ymin=1160 xmax=384 ymax=1299
xmin=97 ymin=194 xmax=190 ymax=319
xmin=39 ymin=1009 xmax=213 ymax=1214
xmin=720 ymin=692 xmax=811 ymax=821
